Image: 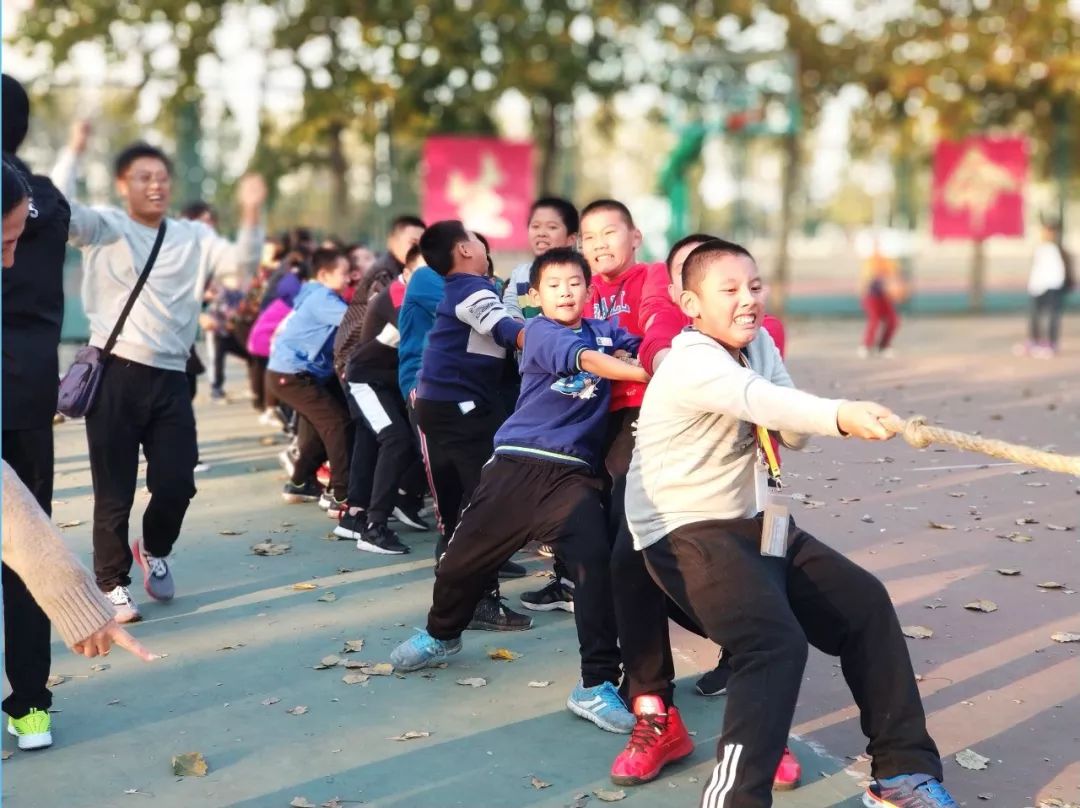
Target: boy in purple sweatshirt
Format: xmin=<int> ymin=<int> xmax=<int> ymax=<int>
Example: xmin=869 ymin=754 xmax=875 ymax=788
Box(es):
xmin=392 ymin=248 xmax=648 ymax=736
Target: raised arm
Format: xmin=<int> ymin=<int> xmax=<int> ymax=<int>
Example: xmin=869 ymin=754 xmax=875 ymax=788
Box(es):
xmin=51 ymin=120 xmax=121 ymax=247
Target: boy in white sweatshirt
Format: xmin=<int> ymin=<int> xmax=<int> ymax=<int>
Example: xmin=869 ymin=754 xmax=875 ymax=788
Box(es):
xmin=626 ymin=239 xmax=955 ymax=808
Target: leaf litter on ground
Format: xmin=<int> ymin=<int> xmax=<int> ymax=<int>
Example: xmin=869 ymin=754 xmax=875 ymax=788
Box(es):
xmin=342 ymin=639 xmax=364 ymax=653
xmin=314 ymin=655 xmax=341 ymax=670
xmin=1051 ymin=632 xmax=1080 ymax=643
xmin=292 ymin=582 xmax=318 ymax=591
xmin=488 ymin=648 xmax=521 ymax=661
xmin=997 ymin=568 xmax=1021 ymax=576
xmin=456 ymin=677 xmax=487 ymax=688
xmin=251 ymin=541 xmax=291 ymax=556
xmin=594 ymin=789 xmax=627 ymax=802
xmin=171 ymin=752 xmax=208 ymax=777
xmin=955 ymin=748 xmax=990 ymax=771
xmin=902 ymin=626 xmax=934 ymax=639
xmin=389 ymin=730 xmax=431 ymax=741
xmin=964 ymin=600 xmax=998 ymax=613
xmin=286 ymin=705 xmax=309 ymax=716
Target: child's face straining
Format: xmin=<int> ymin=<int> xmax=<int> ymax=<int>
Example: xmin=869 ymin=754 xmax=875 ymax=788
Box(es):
xmin=530 ymin=262 xmax=589 ymax=327
xmin=528 ymin=207 xmax=575 ymax=257
xmin=580 ymin=210 xmax=640 ymax=279
xmin=680 ymin=255 xmax=764 ymax=353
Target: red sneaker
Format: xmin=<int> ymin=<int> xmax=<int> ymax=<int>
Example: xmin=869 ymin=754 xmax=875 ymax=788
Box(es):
xmin=316 ymin=463 xmax=331 ymax=487
xmin=773 ymin=746 xmax=801 ymax=791
xmin=610 ymin=696 xmax=695 ymax=786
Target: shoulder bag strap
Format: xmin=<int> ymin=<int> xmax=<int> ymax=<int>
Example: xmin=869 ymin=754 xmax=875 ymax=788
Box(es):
xmin=103 ymin=220 xmax=167 ymax=356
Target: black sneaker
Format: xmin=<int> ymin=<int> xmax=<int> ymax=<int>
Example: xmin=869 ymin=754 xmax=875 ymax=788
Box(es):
xmin=695 ymin=653 xmax=731 ymax=697
xmin=467 ymin=594 xmax=533 ymax=631
xmin=355 ymin=522 xmax=410 ymax=555
xmin=333 ymin=511 xmax=365 ymax=541
xmin=498 ymin=559 xmax=527 ymax=579
xmin=282 ymin=480 xmax=321 ymax=503
xmin=520 ymin=578 xmax=575 ymax=613
xmin=392 ymin=503 xmax=431 ymax=531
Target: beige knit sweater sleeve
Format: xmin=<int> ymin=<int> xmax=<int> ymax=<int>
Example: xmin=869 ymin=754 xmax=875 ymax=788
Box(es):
xmin=2 ymin=461 xmax=114 ymax=647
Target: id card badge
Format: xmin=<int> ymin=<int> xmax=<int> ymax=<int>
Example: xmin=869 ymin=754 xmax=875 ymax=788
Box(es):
xmin=760 ymin=491 xmax=790 ymax=558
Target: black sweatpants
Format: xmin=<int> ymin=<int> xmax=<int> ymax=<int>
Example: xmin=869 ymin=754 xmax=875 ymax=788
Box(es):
xmin=268 ymin=370 xmax=351 ymax=500
xmin=207 ymin=331 xmax=248 ymax=392
xmin=1029 ymin=287 xmax=1066 ymax=347
xmin=643 ymin=517 xmax=942 ymax=808
xmin=413 ymin=397 xmax=505 ymax=558
xmin=2 ymin=427 xmax=55 ymax=717
xmin=345 ymin=380 xmax=426 ymax=524
xmin=86 ymin=359 xmax=198 ymax=591
xmin=428 ymin=455 xmax=621 ymax=685
xmin=248 ymin=355 xmax=271 ymax=410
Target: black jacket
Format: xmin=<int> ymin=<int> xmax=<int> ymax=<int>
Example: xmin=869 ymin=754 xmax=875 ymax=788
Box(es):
xmin=2 ymin=155 xmax=71 ymax=430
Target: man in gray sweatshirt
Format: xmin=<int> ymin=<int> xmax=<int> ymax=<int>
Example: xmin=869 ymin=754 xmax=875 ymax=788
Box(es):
xmin=52 ymin=122 xmax=265 ymax=622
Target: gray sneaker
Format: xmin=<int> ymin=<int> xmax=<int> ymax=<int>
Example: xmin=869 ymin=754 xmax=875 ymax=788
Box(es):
xmin=389 ymin=630 xmax=462 ymax=672
xmin=131 ymin=538 xmax=175 ymax=602
xmin=106 ymin=585 xmax=141 ymax=623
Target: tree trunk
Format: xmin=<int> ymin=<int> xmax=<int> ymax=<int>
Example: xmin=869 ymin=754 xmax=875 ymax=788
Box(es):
xmin=327 ymin=120 xmax=349 ymax=236
xmin=772 ymin=128 xmax=800 ymax=315
xmin=538 ymin=97 xmax=559 ymax=196
xmin=970 ymin=238 xmax=986 ymax=311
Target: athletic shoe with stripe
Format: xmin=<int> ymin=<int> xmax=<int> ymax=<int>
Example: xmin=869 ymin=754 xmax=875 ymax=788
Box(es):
xmin=131 ymin=538 xmax=174 ymax=601
xmin=105 ymin=585 xmax=141 ymax=624
xmin=356 ymin=522 xmax=410 ymax=555
xmin=389 ymin=630 xmax=462 ymax=672
xmin=863 ymin=774 xmax=959 ymax=808
xmin=520 ymin=578 xmax=575 ymax=613
xmin=610 ymin=695 xmax=694 ymax=784
xmin=567 ymin=680 xmax=636 ymax=734
xmin=7 ymin=708 xmax=52 ymax=750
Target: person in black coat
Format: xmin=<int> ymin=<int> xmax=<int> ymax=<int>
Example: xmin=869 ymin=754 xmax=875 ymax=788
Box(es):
xmin=1 ymin=72 xmax=73 ymax=747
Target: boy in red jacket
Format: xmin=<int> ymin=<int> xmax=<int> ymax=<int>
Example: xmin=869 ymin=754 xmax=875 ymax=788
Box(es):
xmin=612 ymin=232 xmax=801 ymax=792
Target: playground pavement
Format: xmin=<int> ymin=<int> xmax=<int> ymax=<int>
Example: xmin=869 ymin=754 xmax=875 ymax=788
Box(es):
xmin=3 ymin=313 xmax=1078 ymax=808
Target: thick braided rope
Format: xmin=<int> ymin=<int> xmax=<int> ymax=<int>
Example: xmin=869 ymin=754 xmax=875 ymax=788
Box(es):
xmin=882 ymin=415 xmax=1080 ymax=476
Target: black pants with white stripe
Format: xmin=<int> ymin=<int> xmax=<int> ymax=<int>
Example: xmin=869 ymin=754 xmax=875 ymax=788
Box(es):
xmin=428 ymin=455 xmax=622 ymax=686
xmin=345 ymin=380 xmax=425 ymax=524
xmin=643 ymin=517 xmax=942 ymax=808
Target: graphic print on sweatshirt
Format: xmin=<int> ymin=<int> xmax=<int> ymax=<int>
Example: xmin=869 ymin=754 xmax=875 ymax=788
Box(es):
xmin=455 ymin=288 xmax=511 ymax=359
xmin=592 ymin=288 xmax=631 ymax=323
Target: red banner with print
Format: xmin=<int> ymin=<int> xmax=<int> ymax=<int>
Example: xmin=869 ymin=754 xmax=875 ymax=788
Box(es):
xmin=422 ymin=137 xmax=534 ymax=250
xmin=932 ymin=137 xmax=1026 ymax=240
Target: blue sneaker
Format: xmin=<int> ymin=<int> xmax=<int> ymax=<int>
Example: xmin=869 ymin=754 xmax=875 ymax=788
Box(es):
xmin=863 ymin=774 xmax=959 ymax=808
xmin=389 ymin=630 xmax=462 ymax=672
xmin=566 ymin=680 xmax=636 ymax=734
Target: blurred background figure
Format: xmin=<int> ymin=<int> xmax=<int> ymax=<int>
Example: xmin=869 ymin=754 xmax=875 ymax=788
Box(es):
xmin=1017 ymin=220 xmax=1071 ymax=359
xmin=858 ymin=235 xmax=904 ymax=358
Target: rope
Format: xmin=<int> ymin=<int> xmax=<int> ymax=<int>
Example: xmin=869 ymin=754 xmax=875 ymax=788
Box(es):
xmin=881 ymin=415 xmax=1080 ymax=476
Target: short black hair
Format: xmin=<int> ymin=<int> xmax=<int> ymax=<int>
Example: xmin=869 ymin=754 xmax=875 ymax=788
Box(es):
xmin=530 ymin=197 xmax=579 ymax=234
xmin=114 ymin=142 xmax=172 ymax=179
xmin=580 ymin=198 xmax=634 ymax=228
xmin=419 ymin=220 xmax=470 ymax=276
xmin=390 ymin=214 xmax=425 ymax=234
xmin=529 ymin=247 xmax=591 ymax=289
xmin=311 ymin=247 xmax=344 ymax=276
xmin=404 ymin=243 xmax=424 ymax=267
xmin=681 ymin=239 xmax=756 ymax=294
xmin=2 ymin=157 xmax=31 ymax=216
xmin=346 ymin=241 xmax=371 ymax=254
xmin=180 ymin=200 xmax=216 ymax=223
xmin=666 ymin=233 xmax=717 ymax=278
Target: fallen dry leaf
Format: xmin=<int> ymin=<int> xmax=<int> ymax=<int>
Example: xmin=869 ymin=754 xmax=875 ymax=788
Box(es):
xmin=343 ymin=659 xmax=366 ymax=669
xmin=528 ymin=680 xmax=551 ymax=688
xmin=171 ymin=751 xmax=209 ymax=777
xmin=594 ymin=788 xmax=627 ymax=802
xmin=964 ymin=600 xmax=998 ymax=613
xmin=1000 ymin=532 xmax=1034 ymax=543
xmin=315 ymin=655 xmax=341 ymax=670
xmin=839 ymin=497 xmax=861 ymax=504
xmin=90 ymin=663 xmax=110 ymax=672
xmin=317 ymin=592 xmax=338 ymax=603
xmin=1051 ymin=632 xmax=1080 ymax=643
xmin=389 ymin=730 xmax=431 ymax=741
xmin=955 ymin=748 xmax=990 ymax=771
xmin=260 ymin=697 xmax=280 ymax=706
xmin=488 ymin=648 xmax=521 ymax=661
xmin=568 ymin=794 xmax=590 ymax=808
xmin=1038 ymin=582 xmax=1065 ymax=590
xmin=292 ymin=582 xmax=319 ymax=591
xmin=46 ymin=674 xmax=66 ymax=687
xmin=1015 ymin=517 xmax=1039 ymax=526
xmin=928 ymin=521 xmax=956 ymax=530
xmin=56 ymin=520 xmax=83 ymax=529
xmin=1046 ymin=524 xmax=1075 ymax=532
xmin=290 ymin=799 xmax=317 ymax=808
xmin=902 ymin=626 xmax=934 ymax=639
xmin=456 ymin=677 xmax=487 ymax=688
xmin=342 ymin=673 xmax=370 ymax=685
xmin=359 ymin=662 xmax=394 ymax=676
xmin=218 ymin=642 xmax=245 ymax=651
xmin=342 ymin=639 xmax=364 ymax=654
xmin=251 ymin=541 xmax=291 ymax=556
xmin=947 ymin=492 xmax=966 ymax=498
xmin=286 ymin=705 xmax=309 ymax=716
xmin=218 ymin=529 xmax=245 ymax=536
xmin=997 ymin=568 xmax=1021 ymax=576
xmin=530 ymin=776 xmax=551 ymax=790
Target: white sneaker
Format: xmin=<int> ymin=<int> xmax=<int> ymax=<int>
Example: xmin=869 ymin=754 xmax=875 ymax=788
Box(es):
xmin=856 ymin=346 xmax=870 ymax=359
xmin=193 ymin=462 xmax=212 ymax=474
xmin=106 ymin=585 xmax=141 ymax=623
